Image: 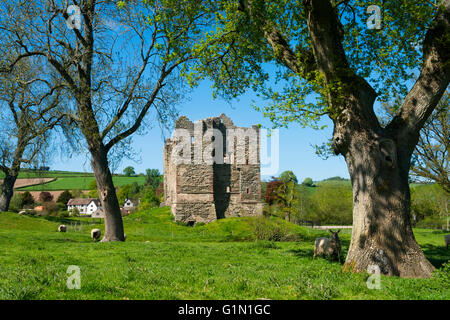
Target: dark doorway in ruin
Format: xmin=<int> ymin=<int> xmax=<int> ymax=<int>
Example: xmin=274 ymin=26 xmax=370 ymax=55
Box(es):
xmin=187 ymin=220 xmax=195 ymax=227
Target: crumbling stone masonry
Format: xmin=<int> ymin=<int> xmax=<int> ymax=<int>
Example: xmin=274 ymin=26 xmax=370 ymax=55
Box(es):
xmin=164 ymin=114 xmax=263 ymax=224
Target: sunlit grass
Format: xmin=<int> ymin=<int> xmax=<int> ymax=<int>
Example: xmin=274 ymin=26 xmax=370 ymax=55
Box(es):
xmin=0 ymin=208 xmax=448 ymax=300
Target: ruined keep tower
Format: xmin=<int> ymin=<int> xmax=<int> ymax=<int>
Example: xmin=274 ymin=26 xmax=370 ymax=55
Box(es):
xmin=163 ymin=114 xmax=263 ymax=224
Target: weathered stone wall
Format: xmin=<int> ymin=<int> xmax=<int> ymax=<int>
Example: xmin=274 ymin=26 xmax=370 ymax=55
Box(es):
xmin=164 ymin=113 xmax=263 ymax=224
xmin=177 ymin=164 xmax=213 ymax=194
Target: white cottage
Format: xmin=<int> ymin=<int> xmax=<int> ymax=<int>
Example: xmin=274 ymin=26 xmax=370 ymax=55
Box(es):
xmin=67 ymin=198 xmax=101 ymax=216
xmin=123 ymin=198 xmax=139 ymax=210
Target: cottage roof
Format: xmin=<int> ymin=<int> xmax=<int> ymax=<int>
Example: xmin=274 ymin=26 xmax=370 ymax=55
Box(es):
xmin=124 ymin=198 xmax=139 ymax=206
xmin=67 ymin=198 xmax=101 ymax=206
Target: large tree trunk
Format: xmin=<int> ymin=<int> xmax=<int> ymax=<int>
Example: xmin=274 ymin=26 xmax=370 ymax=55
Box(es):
xmin=90 ymin=145 xmax=125 ymax=242
xmin=0 ymin=172 xmax=18 ymax=212
xmin=299 ymin=0 xmax=446 ymax=278
xmin=341 ymin=132 xmax=435 ymax=278
xmin=0 ymin=142 xmax=25 ymax=212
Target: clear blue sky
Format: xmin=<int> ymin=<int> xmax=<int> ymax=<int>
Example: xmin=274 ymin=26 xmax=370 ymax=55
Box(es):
xmin=49 ymin=79 xmax=350 ymax=182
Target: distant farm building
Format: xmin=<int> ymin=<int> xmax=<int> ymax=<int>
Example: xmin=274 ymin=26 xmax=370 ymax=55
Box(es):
xmin=91 ymin=206 xmax=130 ymax=218
xmin=124 ymin=198 xmax=139 ymax=211
xmin=91 ymin=207 xmax=104 ymax=218
xmin=163 ymin=114 xmax=263 ymax=224
xmin=67 ymin=198 xmax=101 ymax=216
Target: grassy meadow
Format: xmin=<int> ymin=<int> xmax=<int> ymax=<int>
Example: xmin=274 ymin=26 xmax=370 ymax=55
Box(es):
xmin=0 ymin=207 xmax=448 ymax=300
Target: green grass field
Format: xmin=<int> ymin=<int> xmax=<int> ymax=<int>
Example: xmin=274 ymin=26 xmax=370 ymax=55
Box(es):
xmin=0 ymin=170 xmax=94 ymax=179
xmin=17 ymin=176 xmax=147 ymax=191
xmin=0 ymin=207 xmax=448 ymax=300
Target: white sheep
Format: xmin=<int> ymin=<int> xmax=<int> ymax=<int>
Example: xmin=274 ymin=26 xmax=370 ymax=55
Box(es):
xmin=58 ymin=225 xmax=67 ymax=232
xmin=314 ymin=229 xmax=342 ymax=262
xmin=91 ymin=228 xmax=101 ymax=241
xmin=445 ymin=234 xmax=450 ymax=250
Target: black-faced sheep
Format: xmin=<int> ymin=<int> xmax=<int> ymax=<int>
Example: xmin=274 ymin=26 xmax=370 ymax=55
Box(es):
xmin=314 ymin=229 xmax=341 ymax=262
xmin=91 ymin=228 xmax=101 ymax=241
xmin=58 ymin=225 xmax=67 ymax=232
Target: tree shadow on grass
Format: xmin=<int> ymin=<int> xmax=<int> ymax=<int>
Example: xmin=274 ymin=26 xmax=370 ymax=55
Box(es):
xmin=290 ymin=240 xmax=449 ymax=269
xmin=289 ymin=248 xmax=315 ymax=259
xmin=421 ymin=244 xmax=450 ymax=269
xmin=52 ymin=238 xmax=79 ymax=243
xmin=289 ymin=247 xmax=348 ymax=266
xmin=42 ymin=216 xmax=102 ymax=226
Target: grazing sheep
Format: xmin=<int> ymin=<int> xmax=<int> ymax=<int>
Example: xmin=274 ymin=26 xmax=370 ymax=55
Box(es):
xmin=58 ymin=225 xmax=67 ymax=232
xmin=445 ymin=235 xmax=450 ymax=250
xmin=314 ymin=229 xmax=342 ymax=262
xmin=18 ymin=210 xmax=36 ymax=216
xmin=91 ymin=228 xmax=101 ymax=241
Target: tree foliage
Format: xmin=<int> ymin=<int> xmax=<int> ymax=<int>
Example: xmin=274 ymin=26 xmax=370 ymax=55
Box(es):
xmin=57 ymin=190 xmax=72 ymax=205
xmin=301 ymin=177 xmax=314 ymax=187
xmin=264 ymin=177 xmax=283 ymax=205
xmin=22 ymin=192 xmax=35 ymax=206
xmin=145 ymin=168 xmax=162 ymax=189
xmin=411 ymin=93 xmax=449 ymax=192
xmin=264 ymin=177 xmax=353 ymax=225
xmin=381 ymin=91 xmax=449 ymax=193
xmin=116 ymin=182 xmax=140 ymax=205
xmin=411 ymin=184 xmax=449 ymax=229
xmin=39 ymin=191 xmax=54 ymax=203
xmin=0 ymin=47 xmax=65 ymax=211
xmin=188 ymin=0 xmax=445 ymax=129
xmin=123 ymin=166 xmax=136 ymax=177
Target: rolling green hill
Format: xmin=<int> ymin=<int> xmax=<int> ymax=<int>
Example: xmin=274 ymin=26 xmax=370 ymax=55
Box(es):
xmin=0 ymin=170 xmax=94 ymax=179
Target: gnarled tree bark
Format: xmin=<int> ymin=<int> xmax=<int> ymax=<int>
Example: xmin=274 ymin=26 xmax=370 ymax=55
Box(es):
xmin=0 ymin=139 xmax=24 ymax=212
xmin=90 ymin=145 xmax=125 ymax=242
xmin=0 ymin=171 xmax=18 ymax=212
xmin=302 ymin=0 xmax=449 ymax=277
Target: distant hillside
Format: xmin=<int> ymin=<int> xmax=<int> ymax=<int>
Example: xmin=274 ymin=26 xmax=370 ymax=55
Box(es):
xmin=0 ymin=170 xmax=94 ymax=179
xmin=9 ymin=170 xmax=146 ymax=191
xmin=315 ymin=178 xmax=351 ymax=188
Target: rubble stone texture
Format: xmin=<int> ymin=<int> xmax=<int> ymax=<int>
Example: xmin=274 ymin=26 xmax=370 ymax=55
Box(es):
xmin=164 ymin=114 xmax=263 ymax=224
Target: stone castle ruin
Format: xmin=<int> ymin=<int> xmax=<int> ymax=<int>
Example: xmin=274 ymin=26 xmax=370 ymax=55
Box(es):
xmin=163 ymin=114 xmax=263 ymax=224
